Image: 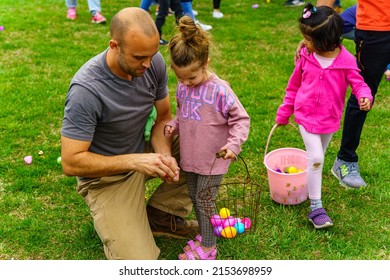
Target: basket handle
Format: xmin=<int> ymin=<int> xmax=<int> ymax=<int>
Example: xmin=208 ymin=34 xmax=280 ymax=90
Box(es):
xmin=264 ymin=123 xmax=297 ymax=159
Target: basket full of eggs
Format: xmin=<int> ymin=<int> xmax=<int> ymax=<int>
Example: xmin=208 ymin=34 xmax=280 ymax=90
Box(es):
xmin=263 ymin=124 xmax=308 ymax=205
xmin=198 ymin=151 xmax=262 ymax=239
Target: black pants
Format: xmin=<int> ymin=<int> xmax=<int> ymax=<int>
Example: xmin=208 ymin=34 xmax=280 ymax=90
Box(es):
xmin=338 ymin=30 xmax=390 ymax=162
xmin=155 ymin=0 xmax=184 ymax=37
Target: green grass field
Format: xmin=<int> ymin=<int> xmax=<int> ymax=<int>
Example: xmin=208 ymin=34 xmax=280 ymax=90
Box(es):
xmin=0 ymin=0 xmax=388 ymax=260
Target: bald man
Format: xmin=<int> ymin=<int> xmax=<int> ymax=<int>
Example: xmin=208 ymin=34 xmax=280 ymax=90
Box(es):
xmin=61 ymin=7 xmax=197 ymax=260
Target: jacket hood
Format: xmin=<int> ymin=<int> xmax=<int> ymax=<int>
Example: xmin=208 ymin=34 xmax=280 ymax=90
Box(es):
xmin=300 ymin=45 xmax=358 ymax=70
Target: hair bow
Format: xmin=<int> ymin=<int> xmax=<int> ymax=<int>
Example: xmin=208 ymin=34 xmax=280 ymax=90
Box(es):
xmin=302 ymin=6 xmax=317 ymax=19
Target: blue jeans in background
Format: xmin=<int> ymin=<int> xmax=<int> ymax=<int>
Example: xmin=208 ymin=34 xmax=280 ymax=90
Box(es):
xmin=65 ymin=0 xmax=101 ymax=13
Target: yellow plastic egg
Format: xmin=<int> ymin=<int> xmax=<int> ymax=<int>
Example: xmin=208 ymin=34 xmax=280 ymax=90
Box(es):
xmin=221 ymin=226 xmax=237 ymax=238
xmin=286 ymin=166 xmax=298 ymax=174
xmin=219 ymin=207 xmax=230 ymax=219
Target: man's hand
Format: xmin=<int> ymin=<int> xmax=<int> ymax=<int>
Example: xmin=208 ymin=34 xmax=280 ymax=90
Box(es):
xmin=134 ymin=153 xmax=180 ymax=181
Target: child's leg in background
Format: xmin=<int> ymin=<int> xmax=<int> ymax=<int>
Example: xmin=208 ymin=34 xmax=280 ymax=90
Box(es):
xmin=155 ymin=0 xmax=169 ymax=38
xmin=186 ymin=172 xmax=223 ymax=248
xmin=87 ymin=0 xmax=101 ymax=13
xmin=180 ymin=0 xmax=195 ymax=19
xmin=65 ymin=0 xmax=77 ymax=8
xmin=140 ymin=0 xmax=154 ymax=11
xmin=299 ymin=125 xmax=333 ymax=210
xmin=170 ymin=0 xmax=184 ymax=19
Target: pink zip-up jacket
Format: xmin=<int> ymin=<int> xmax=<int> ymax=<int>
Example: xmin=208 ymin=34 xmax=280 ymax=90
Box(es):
xmin=167 ymin=74 xmax=250 ymax=175
xmin=276 ymin=46 xmax=373 ymax=134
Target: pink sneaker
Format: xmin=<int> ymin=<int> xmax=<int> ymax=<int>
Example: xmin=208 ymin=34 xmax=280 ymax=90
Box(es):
xmin=67 ymin=8 xmax=77 ymax=20
xmin=91 ymin=12 xmax=106 ymax=24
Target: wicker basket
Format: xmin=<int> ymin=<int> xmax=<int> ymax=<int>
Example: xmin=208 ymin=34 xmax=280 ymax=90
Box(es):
xmin=198 ymin=151 xmax=262 ymax=238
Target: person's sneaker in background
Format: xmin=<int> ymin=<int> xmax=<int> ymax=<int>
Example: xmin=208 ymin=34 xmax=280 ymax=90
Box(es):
xmin=91 ymin=12 xmax=106 ymax=24
xmin=195 ymin=20 xmax=212 ymax=31
xmin=67 ymin=8 xmax=77 ymax=20
xmin=212 ymin=11 xmax=224 ymax=18
xmin=284 ymin=0 xmax=305 ymax=7
xmin=159 ymin=38 xmax=169 ymax=45
xmin=331 ymin=158 xmax=367 ymax=188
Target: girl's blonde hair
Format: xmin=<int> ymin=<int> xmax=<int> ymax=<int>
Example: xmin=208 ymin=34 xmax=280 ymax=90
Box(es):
xmin=168 ymin=16 xmax=212 ymax=68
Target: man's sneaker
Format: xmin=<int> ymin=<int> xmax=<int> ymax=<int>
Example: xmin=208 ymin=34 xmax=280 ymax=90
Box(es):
xmin=284 ymin=0 xmax=305 ymax=7
xmin=307 ymin=208 xmax=333 ymax=229
xmin=91 ymin=12 xmax=106 ymax=24
xmin=192 ymin=10 xmax=199 ymax=16
xmin=67 ymin=8 xmax=77 ymax=20
xmin=147 ymin=205 xmax=199 ymax=239
xmin=195 ymin=21 xmax=212 ymax=31
xmin=331 ymin=158 xmax=367 ymax=189
xmin=159 ymin=38 xmax=169 ymax=45
xmin=212 ymin=11 xmax=224 ymax=19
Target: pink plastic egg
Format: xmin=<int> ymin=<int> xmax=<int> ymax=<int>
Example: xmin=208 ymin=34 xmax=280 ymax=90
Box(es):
xmin=222 ymin=216 xmax=237 ymax=228
xmin=241 ymin=217 xmax=252 ymax=229
xmin=210 ymin=214 xmax=223 ymax=227
xmin=24 ymin=155 xmax=33 ymax=165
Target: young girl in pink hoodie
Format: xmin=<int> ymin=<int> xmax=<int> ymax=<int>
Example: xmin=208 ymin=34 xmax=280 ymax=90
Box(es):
xmin=275 ymin=3 xmax=372 ymax=229
xmin=165 ymin=16 xmax=250 ymax=259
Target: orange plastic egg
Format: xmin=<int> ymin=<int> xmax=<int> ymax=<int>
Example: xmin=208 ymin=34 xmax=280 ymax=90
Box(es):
xmin=221 ymin=226 xmax=237 ymax=238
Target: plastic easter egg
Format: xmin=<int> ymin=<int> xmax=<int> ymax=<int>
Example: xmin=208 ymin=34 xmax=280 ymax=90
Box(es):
xmin=221 ymin=226 xmax=237 ymax=239
xmin=223 ymin=216 xmax=237 ymax=228
xmin=24 ymin=155 xmax=32 ymax=165
xmin=57 ymin=157 xmax=62 ymax=164
xmin=285 ymin=166 xmax=298 ymax=174
xmin=234 ymin=222 xmax=245 ymax=234
xmin=219 ymin=208 xmax=230 ymax=219
xmin=213 ymin=225 xmax=223 ymax=237
xmin=241 ymin=217 xmax=252 ymax=229
xmin=210 ymin=214 xmax=223 ymax=227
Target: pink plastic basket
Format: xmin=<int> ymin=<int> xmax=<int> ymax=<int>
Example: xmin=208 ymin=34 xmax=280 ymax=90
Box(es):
xmin=263 ymin=124 xmax=308 ymax=205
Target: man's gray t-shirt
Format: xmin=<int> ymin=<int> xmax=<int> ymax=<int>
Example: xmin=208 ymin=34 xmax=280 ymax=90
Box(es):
xmin=61 ymin=49 xmax=168 ymax=156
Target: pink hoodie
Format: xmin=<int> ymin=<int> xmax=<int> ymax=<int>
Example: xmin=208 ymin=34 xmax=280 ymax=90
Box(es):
xmin=168 ymin=74 xmax=250 ymax=175
xmin=276 ymin=46 xmax=372 ymax=134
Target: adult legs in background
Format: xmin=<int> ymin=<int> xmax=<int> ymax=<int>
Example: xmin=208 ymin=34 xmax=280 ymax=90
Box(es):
xmin=332 ymin=30 xmax=390 ymax=188
xmin=212 ymin=0 xmax=223 ymax=18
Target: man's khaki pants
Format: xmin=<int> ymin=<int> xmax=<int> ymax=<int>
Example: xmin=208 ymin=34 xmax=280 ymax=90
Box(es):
xmin=76 ymin=137 xmax=192 ymax=259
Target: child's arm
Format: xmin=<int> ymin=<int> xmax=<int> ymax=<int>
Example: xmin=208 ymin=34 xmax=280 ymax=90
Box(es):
xmin=359 ymin=98 xmax=371 ymax=111
xmin=164 ymin=117 xmax=179 ymax=137
xmin=275 ymin=57 xmax=304 ymax=125
xmin=218 ymin=146 xmax=237 ymax=160
xmin=346 ymin=65 xmax=373 ymax=111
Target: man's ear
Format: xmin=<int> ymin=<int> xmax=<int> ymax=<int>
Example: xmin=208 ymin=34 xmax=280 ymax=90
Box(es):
xmin=109 ymin=39 xmax=119 ymax=50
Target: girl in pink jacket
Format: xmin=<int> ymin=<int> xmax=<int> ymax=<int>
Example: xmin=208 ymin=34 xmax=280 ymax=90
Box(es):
xmin=276 ymin=3 xmax=372 ymax=229
xmin=165 ymin=16 xmax=250 ymax=259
